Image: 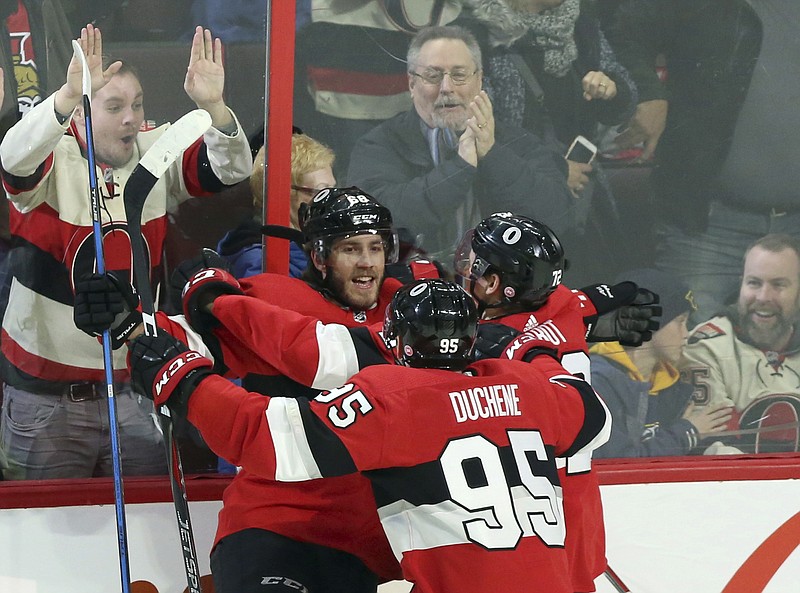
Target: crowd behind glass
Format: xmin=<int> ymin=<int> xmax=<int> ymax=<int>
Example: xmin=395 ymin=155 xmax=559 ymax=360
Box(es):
xmin=1 ymin=0 xmax=797 ymax=481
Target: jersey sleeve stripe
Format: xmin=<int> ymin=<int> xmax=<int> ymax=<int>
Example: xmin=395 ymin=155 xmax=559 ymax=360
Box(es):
xmin=554 ymin=375 xmax=612 ymax=459
xmin=311 ymin=321 xmax=361 ymax=389
xmin=297 ymin=401 xmax=359 ymax=476
xmin=1 ymin=157 xmax=50 ymax=194
xmin=266 ymin=397 xmax=323 ymax=481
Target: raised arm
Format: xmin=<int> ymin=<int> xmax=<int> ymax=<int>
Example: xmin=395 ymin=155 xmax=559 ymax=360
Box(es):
xmin=0 ymin=24 xmax=121 ymax=177
xmin=183 ymin=26 xmax=233 ymax=130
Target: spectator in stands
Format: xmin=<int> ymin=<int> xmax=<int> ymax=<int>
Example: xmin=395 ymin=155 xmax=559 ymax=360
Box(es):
xmin=0 ymin=0 xmax=73 ymax=321
xmin=457 ymin=0 xmax=635 ymax=194
xmin=1 ymin=0 xmax=72 ymax=134
xmin=347 ymin=24 xmax=573 ymax=264
xmin=0 ymin=24 xmax=252 ymax=480
xmin=217 ymin=132 xmax=336 ymax=279
xmin=682 ymin=234 xmax=800 ymax=454
xmin=294 ymin=1 xmax=461 ymax=178
xmin=607 ymin=0 xmax=800 ymax=325
xmin=454 ymin=0 xmax=637 ymax=285
xmin=591 ymin=268 xmax=732 ymax=458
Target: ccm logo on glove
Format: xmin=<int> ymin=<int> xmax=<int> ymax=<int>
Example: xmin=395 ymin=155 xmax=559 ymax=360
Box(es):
xmin=182 ymin=268 xmax=223 ymax=297
xmin=155 ymin=351 xmax=206 ymax=397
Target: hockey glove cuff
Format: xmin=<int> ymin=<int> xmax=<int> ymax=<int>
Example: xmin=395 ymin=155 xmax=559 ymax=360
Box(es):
xmin=580 ymin=281 xmax=639 ymax=316
xmin=168 ymin=248 xmax=231 ymax=313
xmin=128 ymin=330 xmax=214 ymax=410
xmin=74 ymin=272 xmax=143 ymax=350
xmin=587 ymin=287 xmax=662 ymax=346
xmin=182 ymin=267 xmax=244 ymax=334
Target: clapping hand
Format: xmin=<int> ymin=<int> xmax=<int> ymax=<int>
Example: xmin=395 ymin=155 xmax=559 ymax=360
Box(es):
xmin=459 ymin=91 xmax=496 ymax=167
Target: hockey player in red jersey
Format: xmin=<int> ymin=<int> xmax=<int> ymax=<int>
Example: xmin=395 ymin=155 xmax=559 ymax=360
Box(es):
xmin=127 ymin=279 xmax=612 ymax=593
xmin=175 ymin=213 xmax=659 ymax=591
xmin=75 ymin=187 xmax=431 ymax=593
xmin=452 ymin=212 xmax=660 ymax=591
xmin=75 ymin=210 xmax=655 ymax=592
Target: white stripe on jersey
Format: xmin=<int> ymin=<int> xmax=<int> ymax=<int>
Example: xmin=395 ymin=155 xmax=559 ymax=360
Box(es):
xmin=378 ymin=485 xmax=566 ymax=561
xmin=170 ymin=315 xmax=216 ymax=362
xmin=549 ymin=374 xmax=612 ymax=473
xmin=311 ymin=321 xmax=361 ymax=390
xmin=267 ymin=397 xmax=323 ymax=482
xmin=3 ymin=278 xmax=129 ymax=370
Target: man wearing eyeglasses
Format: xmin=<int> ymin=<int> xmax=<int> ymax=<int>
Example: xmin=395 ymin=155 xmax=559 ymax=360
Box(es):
xmin=347 ymin=24 xmax=573 ymax=264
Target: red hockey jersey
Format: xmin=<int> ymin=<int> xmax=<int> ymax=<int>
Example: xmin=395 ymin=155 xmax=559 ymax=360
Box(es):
xmin=161 ymin=272 xmax=404 ymax=580
xmin=491 ymin=284 xmax=607 ymax=592
xmin=187 ymin=356 xmax=611 ymax=593
xmin=191 ymin=283 xmax=608 ymax=591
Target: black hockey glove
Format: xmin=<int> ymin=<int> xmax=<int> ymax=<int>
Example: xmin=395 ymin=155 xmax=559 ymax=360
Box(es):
xmin=581 ymin=281 xmax=639 ymax=316
xmin=473 ymin=323 xmax=522 ymax=360
xmin=74 ymin=272 xmax=142 ymax=350
xmin=182 ymin=267 xmax=244 ymax=334
xmin=128 ymin=330 xmax=213 ymax=412
xmin=586 ymin=287 xmax=662 ymax=347
xmin=168 ymin=248 xmax=231 ymax=313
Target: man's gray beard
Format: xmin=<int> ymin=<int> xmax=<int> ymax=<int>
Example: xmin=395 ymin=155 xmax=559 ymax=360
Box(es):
xmin=431 ymin=112 xmax=467 ymax=134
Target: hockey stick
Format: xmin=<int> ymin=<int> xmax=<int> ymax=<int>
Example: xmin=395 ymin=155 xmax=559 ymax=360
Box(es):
xmin=72 ymin=39 xmax=132 ymax=593
xmin=604 ymin=565 xmax=631 ymax=592
xmin=123 ymin=107 xmax=212 ymax=593
xmin=701 ymin=420 xmax=800 ymax=439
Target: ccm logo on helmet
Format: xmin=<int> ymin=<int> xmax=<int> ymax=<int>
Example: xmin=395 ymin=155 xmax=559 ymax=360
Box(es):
xmin=351 ymin=214 xmax=379 ymax=224
xmin=155 ymin=351 xmax=204 ymax=396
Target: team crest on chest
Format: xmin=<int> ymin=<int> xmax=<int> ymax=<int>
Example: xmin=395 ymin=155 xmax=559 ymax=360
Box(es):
xmin=756 ymin=352 xmax=800 ymax=386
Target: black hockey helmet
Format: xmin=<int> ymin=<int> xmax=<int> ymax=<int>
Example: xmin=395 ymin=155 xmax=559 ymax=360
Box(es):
xmin=383 ymin=279 xmax=478 ymax=370
xmin=298 ymin=186 xmax=398 ymax=263
xmin=453 ymin=212 xmax=565 ymax=309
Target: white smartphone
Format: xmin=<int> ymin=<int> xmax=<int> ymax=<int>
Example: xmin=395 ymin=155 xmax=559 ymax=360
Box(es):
xmin=565 ymin=135 xmax=598 ymax=164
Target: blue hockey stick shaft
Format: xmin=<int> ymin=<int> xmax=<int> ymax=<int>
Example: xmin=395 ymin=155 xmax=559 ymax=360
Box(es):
xmin=73 ymin=39 xmax=131 ymax=593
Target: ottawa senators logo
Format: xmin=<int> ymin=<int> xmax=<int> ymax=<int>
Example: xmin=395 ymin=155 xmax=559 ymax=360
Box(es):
xmin=738 ymin=394 xmax=800 ymax=453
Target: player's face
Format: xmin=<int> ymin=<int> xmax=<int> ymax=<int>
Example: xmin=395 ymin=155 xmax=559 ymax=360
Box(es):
xmin=651 ymin=312 xmax=689 ymax=366
xmin=78 ymin=72 xmax=145 ymax=168
xmin=324 ymin=234 xmax=386 ymax=310
xmin=737 ymin=246 xmax=800 ymax=349
xmin=290 ymin=167 xmax=336 ymax=229
xmin=409 ymin=38 xmax=482 ymax=132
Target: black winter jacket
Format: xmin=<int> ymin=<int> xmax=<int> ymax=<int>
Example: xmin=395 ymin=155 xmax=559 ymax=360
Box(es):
xmin=607 ymin=0 xmax=762 ymax=232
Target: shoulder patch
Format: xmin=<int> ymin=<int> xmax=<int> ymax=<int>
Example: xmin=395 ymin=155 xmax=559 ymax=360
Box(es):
xmin=688 ymin=322 xmax=727 ymax=345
